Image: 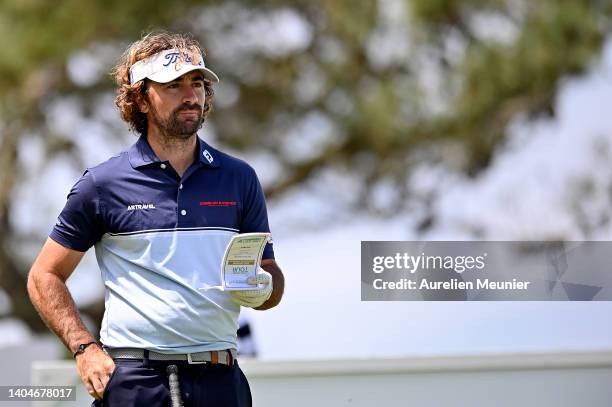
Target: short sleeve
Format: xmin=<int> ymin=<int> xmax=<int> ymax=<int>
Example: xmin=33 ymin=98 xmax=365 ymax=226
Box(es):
xmin=240 ymin=167 xmax=275 ymax=259
xmin=49 ymin=170 xmax=104 ymax=252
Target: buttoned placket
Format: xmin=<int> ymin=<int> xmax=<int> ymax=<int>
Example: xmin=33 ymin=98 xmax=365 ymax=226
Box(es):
xmin=155 ymin=160 xmax=190 ymax=224
xmin=175 ymin=160 xmax=206 ymax=226
xmin=133 ymin=136 xmax=217 ymax=228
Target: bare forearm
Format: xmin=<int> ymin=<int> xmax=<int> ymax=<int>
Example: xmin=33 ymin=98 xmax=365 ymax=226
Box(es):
xmin=256 ymin=261 xmax=284 ymax=310
xmin=27 ymin=272 xmax=95 ymax=353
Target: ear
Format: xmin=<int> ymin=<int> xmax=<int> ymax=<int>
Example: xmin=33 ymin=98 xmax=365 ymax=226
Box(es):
xmin=136 ymin=94 xmax=149 ymax=113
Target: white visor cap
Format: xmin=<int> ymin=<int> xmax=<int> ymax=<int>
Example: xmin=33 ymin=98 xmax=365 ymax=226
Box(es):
xmin=129 ymin=49 xmax=219 ymax=85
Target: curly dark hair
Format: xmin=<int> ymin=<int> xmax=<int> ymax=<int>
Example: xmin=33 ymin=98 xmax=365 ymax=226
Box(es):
xmin=111 ymin=31 xmax=215 ymax=135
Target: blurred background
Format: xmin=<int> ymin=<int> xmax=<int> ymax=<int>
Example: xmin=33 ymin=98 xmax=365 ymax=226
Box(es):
xmin=1 ymin=0 xmax=612 ymax=405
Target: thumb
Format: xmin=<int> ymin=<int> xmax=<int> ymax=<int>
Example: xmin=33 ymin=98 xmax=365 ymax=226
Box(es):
xmin=247 ymin=270 xmax=272 ymax=285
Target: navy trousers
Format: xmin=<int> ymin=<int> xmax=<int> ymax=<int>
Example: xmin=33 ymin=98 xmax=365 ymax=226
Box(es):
xmin=92 ymin=358 xmax=252 ymax=407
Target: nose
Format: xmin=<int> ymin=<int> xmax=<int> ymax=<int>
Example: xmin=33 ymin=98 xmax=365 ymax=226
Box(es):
xmin=181 ymin=84 xmax=200 ymax=105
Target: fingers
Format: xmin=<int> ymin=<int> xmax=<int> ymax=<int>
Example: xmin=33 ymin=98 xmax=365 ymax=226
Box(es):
xmin=235 ymin=289 xmax=267 ymax=298
xmin=233 ymin=285 xmax=272 ymax=299
xmin=230 ymin=285 xmax=272 ymax=307
xmin=77 ymin=351 xmax=116 ymax=401
xmin=230 ymin=291 xmax=266 ymax=307
xmin=246 ymin=271 xmax=272 ymax=285
xmin=235 ymin=296 xmax=266 ymax=307
xmin=85 ymin=367 xmax=113 ymax=400
xmin=93 ymin=376 xmax=107 ymax=400
xmin=230 ymin=271 xmax=273 ymax=308
xmin=99 ymin=365 xmax=117 ymax=399
xmin=84 ymin=381 xmax=100 ymax=400
xmin=98 ymin=361 xmax=116 ymax=399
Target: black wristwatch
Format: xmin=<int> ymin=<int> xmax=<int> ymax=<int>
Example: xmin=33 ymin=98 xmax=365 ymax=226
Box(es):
xmin=73 ymin=341 xmax=99 ymax=358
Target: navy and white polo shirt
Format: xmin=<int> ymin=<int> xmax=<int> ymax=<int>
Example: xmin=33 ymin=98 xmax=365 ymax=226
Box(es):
xmin=50 ymin=135 xmax=274 ymax=353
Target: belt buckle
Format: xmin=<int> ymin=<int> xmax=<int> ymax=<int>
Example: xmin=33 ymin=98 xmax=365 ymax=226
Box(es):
xmin=187 ymin=353 xmax=207 ymax=364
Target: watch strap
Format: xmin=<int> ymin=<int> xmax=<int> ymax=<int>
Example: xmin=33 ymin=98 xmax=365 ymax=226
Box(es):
xmin=73 ymin=341 xmax=99 ymax=358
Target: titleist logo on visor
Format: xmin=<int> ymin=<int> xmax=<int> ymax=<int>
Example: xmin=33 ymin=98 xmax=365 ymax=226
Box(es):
xmin=162 ymin=52 xmax=202 ymax=69
xmin=128 ymin=49 xmax=219 ymax=84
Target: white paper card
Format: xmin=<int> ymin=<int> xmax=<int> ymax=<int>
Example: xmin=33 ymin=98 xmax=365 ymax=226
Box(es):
xmin=220 ymin=232 xmax=270 ymax=291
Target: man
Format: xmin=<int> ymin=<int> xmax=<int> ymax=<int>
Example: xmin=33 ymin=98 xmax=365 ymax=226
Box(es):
xmin=27 ymin=31 xmax=284 ymax=407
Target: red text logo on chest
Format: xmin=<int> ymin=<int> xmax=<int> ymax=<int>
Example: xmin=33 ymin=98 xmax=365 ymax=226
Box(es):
xmin=199 ymin=201 xmax=238 ymax=207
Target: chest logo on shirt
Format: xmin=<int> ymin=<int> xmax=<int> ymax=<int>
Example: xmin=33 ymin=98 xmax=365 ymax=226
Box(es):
xmin=127 ymin=203 xmax=157 ymax=211
xmin=199 ymin=201 xmax=237 ymax=207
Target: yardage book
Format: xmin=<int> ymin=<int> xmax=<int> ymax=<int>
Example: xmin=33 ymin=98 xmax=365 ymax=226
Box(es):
xmin=220 ymin=232 xmax=270 ymax=291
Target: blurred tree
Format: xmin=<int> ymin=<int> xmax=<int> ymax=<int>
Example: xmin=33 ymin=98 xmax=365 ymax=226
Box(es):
xmin=0 ymin=0 xmax=610 ymax=336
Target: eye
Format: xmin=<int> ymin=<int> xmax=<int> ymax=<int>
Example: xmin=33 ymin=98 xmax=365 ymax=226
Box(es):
xmin=166 ymin=83 xmax=179 ymax=89
xmin=193 ymin=81 xmax=204 ymax=88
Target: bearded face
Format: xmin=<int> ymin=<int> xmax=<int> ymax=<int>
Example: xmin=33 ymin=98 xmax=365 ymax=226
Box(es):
xmin=142 ymin=70 xmax=208 ymax=140
xmin=149 ymin=101 xmax=204 ymax=140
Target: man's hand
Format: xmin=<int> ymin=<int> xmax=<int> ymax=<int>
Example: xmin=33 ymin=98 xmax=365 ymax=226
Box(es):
xmin=75 ymin=345 xmax=116 ymax=400
xmin=230 ymin=269 xmax=273 ymax=308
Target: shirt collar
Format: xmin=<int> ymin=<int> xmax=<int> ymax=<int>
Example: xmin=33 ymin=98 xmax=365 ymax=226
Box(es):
xmin=197 ymin=138 xmax=221 ymax=168
xmin=128 ymin=135 xmax=220 ymax=168
xmin=128 ymin=136 xmax=159 ymax=168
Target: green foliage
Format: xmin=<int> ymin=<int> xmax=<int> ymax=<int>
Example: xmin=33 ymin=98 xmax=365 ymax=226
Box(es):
xmin=1 ymin=0 xmax=611 ymax=332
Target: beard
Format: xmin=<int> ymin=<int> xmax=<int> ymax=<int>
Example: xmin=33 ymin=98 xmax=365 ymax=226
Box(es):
xmin=150 ymin=102 xmax=204 ymax=140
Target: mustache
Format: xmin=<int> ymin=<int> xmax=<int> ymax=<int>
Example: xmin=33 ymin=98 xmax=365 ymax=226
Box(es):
xmin=174 ymin=103 xmax=203 ymax=114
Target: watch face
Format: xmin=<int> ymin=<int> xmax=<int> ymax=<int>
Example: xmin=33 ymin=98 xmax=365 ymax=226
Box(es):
xmin=77 ymin=342 xmax=95 ymax=354
xmin=74 ymin=342 xmax=96 ymax=358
